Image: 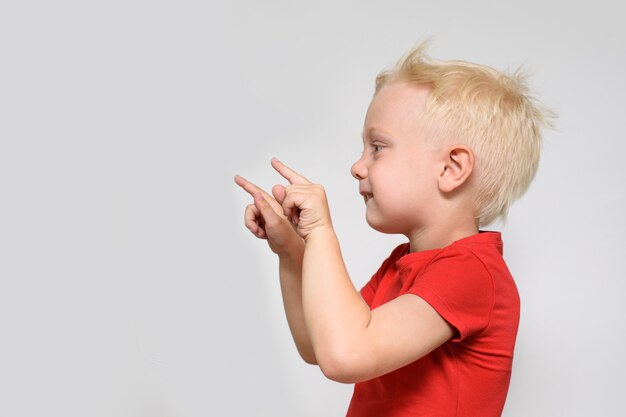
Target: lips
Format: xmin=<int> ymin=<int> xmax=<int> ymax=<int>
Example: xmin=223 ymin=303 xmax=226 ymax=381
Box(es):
xmin=360 ymin=191 xmax=373 ymax=203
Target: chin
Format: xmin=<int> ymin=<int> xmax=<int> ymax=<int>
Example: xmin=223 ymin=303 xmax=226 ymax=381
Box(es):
xmin=366 ymin=215 xmax=402 ymax=235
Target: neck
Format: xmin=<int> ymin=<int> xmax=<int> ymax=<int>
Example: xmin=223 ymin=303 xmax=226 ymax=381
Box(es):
xmin=407 ymin=218 xmax=478 ymax=253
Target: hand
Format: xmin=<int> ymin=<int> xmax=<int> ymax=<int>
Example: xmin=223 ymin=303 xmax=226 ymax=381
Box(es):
xmin=234 ymin=172 xmax=303 ymax=256
xmin=270 ymin=158 xmax=333 ymax=240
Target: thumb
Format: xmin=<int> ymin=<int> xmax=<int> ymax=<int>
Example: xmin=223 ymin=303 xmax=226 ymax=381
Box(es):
xmin=253 ymin=192 xmax=282 ymax=228
xmin=272 ymin=184 xmax=286 ymax=204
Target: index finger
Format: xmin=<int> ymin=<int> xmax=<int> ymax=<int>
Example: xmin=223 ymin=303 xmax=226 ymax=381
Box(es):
xmin=271 ymin=157 xmax=311 ymax=185
xmin=234 ymin=175 xmax=274 ymax=201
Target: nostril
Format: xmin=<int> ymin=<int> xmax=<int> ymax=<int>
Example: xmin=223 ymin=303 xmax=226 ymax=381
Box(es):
xmin=351 ymin=166 xmax=365 ymax=180
xmin=351 ymin=162 xmax=364 ymax=180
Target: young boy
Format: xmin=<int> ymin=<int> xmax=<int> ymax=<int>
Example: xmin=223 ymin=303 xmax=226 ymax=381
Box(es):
xmin=234 ymin=43 xmax=553 ymax=417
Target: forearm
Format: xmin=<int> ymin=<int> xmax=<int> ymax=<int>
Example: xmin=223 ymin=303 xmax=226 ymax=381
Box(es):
xmin=278 ymin=243 xmax=317 ymax=364
xmin=301 ymin=227 xmax=371 ymax=376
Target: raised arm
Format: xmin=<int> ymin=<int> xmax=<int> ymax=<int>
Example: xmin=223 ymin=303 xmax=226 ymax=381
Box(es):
xmin=272 ymin=159 xmax=455 ymax=383
xmin=234 ymin=175 xmax=316 ymax=363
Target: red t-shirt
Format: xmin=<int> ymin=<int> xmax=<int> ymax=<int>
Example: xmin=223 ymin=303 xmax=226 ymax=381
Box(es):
xmin=346 ymin=232 xmax=520 ymax=417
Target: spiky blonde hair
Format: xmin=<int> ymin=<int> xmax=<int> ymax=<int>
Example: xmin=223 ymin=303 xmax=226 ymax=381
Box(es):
xmin=376 ymin=42 xmax=555 ymax=226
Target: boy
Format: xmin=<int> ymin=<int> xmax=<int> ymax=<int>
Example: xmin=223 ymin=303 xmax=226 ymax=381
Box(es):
xmin=234 ymin=43 xmax=553 ymax=417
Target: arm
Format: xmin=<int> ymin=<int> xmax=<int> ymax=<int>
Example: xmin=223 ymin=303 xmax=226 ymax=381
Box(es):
xmin=234 ymin=175 xmax=317 ymax=363
xmin=303 ymin=227 xmax=453 ymax=382
xmin=278 ymin=245 xmax=317 ymax=363
xmin=273 ymin=159 xmax=455 ymax=383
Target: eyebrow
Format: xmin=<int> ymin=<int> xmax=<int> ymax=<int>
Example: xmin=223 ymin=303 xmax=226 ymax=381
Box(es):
xmin=362 ymin=127 xmax=393 ymax=142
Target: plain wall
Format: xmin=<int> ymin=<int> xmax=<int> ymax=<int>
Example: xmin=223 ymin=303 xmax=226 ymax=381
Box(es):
xmin=1 ymin=0 xmax=625 ymax=416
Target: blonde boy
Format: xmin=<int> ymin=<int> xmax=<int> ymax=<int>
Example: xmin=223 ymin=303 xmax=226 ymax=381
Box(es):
xmin=235 ymin=44 xmax=553 ymax=417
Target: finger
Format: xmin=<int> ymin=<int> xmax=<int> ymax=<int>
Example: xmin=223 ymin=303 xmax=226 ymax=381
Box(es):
xmin=271 ymin=157 xmax=311 ymax=185
xmin=272 ymin=184 xmax=286 ymax=204
xmin=280 ymin=190 xmax=302 ymax=226
xmin=244 ymin=204 xmax=266 ymax=238
xmin=244 ymin=204 xmax=260 ymax=232
xmin=234 ymin=175 xmax=274 ymax=201
xmin=253 ymin=192 xmax=284 ymax=229
xmin=235 ymin=174 xmax=285 ymax=215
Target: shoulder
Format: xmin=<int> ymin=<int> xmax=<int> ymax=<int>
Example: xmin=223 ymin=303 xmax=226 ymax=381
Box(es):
xmin=426 ymin=231 xmax=505 ymax=277
xmin=403 ymin=232 xmax=517 ymax=341
xmin=396 ymin=233 xmax=501 ymax=283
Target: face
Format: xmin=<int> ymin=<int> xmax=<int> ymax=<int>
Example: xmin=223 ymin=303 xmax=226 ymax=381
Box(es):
xmin=351 ymin=80 xmax=443 ymax=235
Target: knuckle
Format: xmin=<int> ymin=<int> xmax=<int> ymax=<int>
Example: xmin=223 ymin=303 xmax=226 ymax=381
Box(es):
xmin=313 ymin=184 xmax=325 ymax=195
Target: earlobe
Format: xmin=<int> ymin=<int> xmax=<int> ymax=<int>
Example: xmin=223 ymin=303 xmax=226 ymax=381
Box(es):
xmin=438 ymin=145 xmax=474 ymax=193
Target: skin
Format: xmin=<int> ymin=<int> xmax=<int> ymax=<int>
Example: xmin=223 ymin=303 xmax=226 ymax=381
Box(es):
xmin=234 ymin=80 xmax=479 ymax=383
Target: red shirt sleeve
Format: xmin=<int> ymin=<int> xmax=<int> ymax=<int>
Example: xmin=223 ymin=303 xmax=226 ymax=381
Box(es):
xmin=406 ymin=248 xmax=495 ymax=342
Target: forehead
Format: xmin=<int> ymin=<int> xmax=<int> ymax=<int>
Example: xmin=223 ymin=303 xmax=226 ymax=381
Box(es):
xmin=363 ymin=80 xmax=431 ymax=136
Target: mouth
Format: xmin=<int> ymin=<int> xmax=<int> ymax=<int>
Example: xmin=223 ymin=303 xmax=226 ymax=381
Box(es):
xmin=361 ymin=192 xmax=373 ymax=203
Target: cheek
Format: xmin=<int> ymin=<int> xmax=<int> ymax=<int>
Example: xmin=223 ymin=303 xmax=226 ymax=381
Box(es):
xmin=368 ymin=165 xmax=395 ymax=191
xmin=370 ymin=164 xmax=413 ymax=195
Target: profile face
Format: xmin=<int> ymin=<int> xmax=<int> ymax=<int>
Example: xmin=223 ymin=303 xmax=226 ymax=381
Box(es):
xmin=351 ymin=80 xmax=443 ymax=235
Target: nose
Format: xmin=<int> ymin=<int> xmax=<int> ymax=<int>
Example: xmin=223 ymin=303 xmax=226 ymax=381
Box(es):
xmin=351 ymin=155 xmax=367 ymax=180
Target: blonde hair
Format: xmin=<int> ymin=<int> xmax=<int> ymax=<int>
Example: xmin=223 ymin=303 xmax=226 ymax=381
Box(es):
xmin=376 ymin=42 xmax=556 ymax=226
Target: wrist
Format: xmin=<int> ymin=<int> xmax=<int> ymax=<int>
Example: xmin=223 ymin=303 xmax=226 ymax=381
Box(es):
xmin=276 ymin=238 xmax=305 ymax=261
xmin=304 ymin=225 xmax=336 ymax=244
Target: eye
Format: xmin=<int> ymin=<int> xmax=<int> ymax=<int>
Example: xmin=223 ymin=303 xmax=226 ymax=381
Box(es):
xmin=372 ymin=143 xmax=383 ymax=153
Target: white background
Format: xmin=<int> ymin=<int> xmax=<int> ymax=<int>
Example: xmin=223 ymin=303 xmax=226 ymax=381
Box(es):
xmin=1 ymin=1 xmax=625 ymax=416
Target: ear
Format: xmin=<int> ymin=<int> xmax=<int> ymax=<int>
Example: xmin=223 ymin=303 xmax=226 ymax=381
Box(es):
xmin=438 ymin=145 xmax=475 ymax=193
